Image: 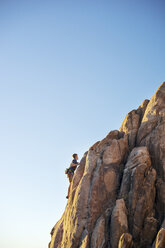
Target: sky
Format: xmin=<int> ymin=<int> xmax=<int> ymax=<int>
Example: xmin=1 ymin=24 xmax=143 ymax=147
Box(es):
xmin=0 ymin=0 xmax=164 ymax=247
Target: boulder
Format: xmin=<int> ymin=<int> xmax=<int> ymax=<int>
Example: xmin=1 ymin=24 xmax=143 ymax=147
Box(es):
xmin=103 ymin=136 xmax=128 ymax=165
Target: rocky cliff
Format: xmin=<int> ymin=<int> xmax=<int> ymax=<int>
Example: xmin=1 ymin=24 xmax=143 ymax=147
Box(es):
xmin=49 ymin=82 xmax=165 ymax=248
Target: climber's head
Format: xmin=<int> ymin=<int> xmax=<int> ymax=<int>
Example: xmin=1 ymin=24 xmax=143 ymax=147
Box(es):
xmin=72 ymin=153 xmax=78 ymax=160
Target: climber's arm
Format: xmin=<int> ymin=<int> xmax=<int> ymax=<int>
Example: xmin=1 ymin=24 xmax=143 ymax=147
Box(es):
xmin=71 ymin=162 xmax=79 ymax=167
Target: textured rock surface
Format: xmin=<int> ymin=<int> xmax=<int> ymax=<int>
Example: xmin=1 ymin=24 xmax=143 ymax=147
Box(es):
xmin=120 ymin=99 xmax=149 ymax=150
xmin=49 ymin=82 xmax=165 ymax=248
xmin=118 ymin=233 xmax=133 ymax=248
xmin=119 ymin=147 xmax=157 ymax=246
xmin=110 ymin=199 xmax=128 ymax=248
xmin=91 ymin=215 xmax=105 ymax=248
xmin=155 ymin=228 xmax=165 ymax=248
xmin=137 ymin=82 xmax=165 ymax=224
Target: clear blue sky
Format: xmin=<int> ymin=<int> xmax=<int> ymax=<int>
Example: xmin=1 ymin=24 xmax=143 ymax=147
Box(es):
xmin=0 ymin=1 xmax=164 ymax=247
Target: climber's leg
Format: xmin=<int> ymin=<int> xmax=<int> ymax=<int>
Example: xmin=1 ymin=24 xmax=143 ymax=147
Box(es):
xmin=66 ymin=173 xmax=73 ymax=199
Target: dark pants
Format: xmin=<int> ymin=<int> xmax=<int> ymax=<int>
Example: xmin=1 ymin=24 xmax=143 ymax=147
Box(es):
xmin=67 ymin=173 xmax=74 ymax=198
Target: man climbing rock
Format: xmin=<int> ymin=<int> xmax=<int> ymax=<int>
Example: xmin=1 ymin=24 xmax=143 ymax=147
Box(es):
xmin=66 ymin=153 xmax=79 ymax=199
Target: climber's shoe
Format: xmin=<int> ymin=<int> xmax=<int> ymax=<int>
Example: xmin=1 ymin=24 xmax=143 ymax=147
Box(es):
xmin=66 ymin=196 xmax=68 ymax=199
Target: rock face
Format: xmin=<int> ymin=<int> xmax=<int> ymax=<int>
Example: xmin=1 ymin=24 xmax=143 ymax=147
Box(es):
xmin=118 ymin=233 xmax=133 ymax=248
xmin=119 ymin=147 xmax=157 ymax=247
xmin=49 ymin=82 xmax=165 ymax=248
xmin=155 ymin=228 xmax=165 ymax=248
xmin=110 ymin=199 xmax=128 ymax=248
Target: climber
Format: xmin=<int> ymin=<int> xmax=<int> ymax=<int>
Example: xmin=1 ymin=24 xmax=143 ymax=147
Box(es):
xmin=65 ymin=153 xmax=79 ymax=199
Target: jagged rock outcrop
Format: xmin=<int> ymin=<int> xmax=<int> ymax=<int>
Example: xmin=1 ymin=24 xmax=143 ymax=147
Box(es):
xmin=49 ymin=82 xmax=165 ymax=248
xmin=137 ymin=83 xmax=165 ymax=225
xmin=120 ymin=99 xmax=149 ymax=150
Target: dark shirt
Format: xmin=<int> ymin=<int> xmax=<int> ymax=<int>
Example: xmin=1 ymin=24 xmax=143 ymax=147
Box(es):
xmin=70 ymin=159 xmax=78 ymax=173
xmin=72 ymin=159 xmax=78 ymax=165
